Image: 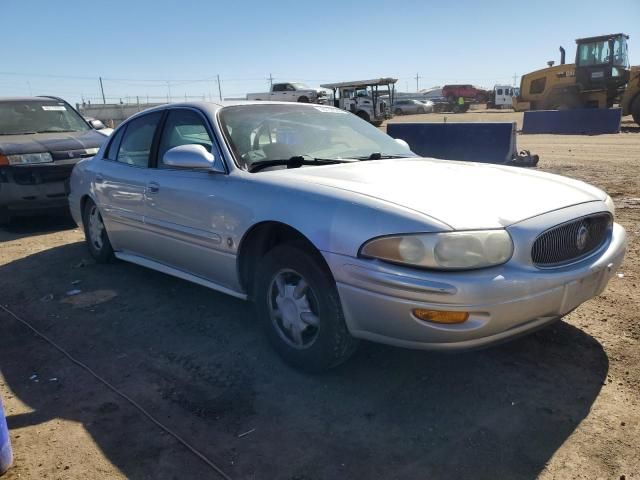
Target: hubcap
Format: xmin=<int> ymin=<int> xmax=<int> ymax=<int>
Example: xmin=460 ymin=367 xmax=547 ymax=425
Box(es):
xmin=88 ymin=205 xmax=104 ymax=250
xmin=268 ymin=269 xmax=320 ymax=349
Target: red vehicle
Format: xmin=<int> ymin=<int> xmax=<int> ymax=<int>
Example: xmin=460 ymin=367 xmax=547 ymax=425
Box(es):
xmin=442 ymin=84 xmax=488 ymax=103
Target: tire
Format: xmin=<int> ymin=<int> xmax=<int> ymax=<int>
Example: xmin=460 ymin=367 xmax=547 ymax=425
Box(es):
xmin=255 ymin=244 xmax=359 ymax=372
xmin=0 ymin=208 xmax=10 ymax=228
xmin=356 ymin=110 xmax=371 ymax=123
xmin=371 ymin=120 xmax=384 ymax=127
xmin=394 ymin=108 xmax=403 ymax=115
xmin=631 ymin=95 xmax=640 ymax=126
xmin=82 ymin=198 xmax=114 ymax=263
xmin=297 ymin=96 xmax=309 ymax=103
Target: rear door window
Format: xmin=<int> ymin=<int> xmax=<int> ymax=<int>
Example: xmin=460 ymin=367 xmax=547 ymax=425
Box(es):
xmin=116 ymin=112 xmax=162 ymax=167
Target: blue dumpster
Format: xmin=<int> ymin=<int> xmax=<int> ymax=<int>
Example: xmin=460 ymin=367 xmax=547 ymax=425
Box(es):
xmin=0 ymin=398 xmax=12 ymax=475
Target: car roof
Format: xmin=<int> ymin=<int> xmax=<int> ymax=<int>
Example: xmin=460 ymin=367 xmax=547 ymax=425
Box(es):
xmin=121 ymin=100 xmax=345 ymax=123
xmin=0 ymin=96 xmax=65 ymax=102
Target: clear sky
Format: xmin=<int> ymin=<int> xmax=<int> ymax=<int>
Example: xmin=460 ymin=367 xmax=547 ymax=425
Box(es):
xmin=2 ymin=0 xmax=639 ymax=105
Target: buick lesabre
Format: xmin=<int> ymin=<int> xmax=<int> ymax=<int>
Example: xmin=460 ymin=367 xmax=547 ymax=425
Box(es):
xmin=69 ymin=102 xmax=627 ymax=371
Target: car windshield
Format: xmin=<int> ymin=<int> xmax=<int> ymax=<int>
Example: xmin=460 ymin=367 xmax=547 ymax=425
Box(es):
xmin=219 ymin=104 xmax=416 ymax=171
xmin=0 ymin=99 xmax=89 ymax=135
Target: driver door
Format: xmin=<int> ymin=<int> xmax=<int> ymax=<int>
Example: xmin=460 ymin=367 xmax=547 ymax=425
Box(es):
xmin=142 ymin=107 xmax=237 ymax=290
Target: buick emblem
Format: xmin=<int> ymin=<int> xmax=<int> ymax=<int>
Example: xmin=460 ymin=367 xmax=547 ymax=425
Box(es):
xmin=576 ymin=224 xmax=589 ymax=251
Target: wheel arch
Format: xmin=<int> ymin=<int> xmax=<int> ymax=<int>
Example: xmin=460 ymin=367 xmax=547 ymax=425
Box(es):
xmin=236 ymin=221 xmax=331 ymax=299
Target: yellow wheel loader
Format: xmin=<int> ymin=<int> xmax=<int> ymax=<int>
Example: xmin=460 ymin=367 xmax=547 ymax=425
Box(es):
xmin=513 ymin=33 xmax=640 ymax=125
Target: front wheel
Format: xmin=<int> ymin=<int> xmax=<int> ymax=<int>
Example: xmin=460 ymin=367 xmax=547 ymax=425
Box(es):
xmin=255 ymin=244 xmax=358 ymax=372
xmin=82 ymin=198 xmax=114 ymax=263
xmin=297 ymin=96 xmax=309 ymax=103
xmin=394 ymin=108 xmax=403 ymax=115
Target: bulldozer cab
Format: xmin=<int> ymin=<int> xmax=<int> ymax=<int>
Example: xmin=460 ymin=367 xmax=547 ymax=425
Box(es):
xmin=575 ymin=33 xmax=630 ymax=93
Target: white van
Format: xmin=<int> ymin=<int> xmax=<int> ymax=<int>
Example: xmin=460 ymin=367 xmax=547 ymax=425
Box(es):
xmin=488 ymin=85 xmax=515 ymax=109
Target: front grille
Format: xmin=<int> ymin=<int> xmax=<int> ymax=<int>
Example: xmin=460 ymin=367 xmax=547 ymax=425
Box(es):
xmin=9 ymin=165 xmax=74 ymax=185
xmin=532 ymin=213 xmax=612 ymax=267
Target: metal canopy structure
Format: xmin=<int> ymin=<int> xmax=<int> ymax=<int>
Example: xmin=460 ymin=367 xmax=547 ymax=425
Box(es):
xmin=320 ymin=78 xmax=398 ymax=89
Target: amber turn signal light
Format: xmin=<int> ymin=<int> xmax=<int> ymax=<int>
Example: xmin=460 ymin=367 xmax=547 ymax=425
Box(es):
xmin=0 ymin=155 xmax=9 ymax=166
xmin=412 ymin=309 xmax=469 ymax=324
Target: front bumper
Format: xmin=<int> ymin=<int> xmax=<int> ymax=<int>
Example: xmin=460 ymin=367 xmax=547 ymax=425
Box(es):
xmin=0 ymin=164 xmax=74 ymax=215
xmin=324 ymin=222 xmax=626 ymax=351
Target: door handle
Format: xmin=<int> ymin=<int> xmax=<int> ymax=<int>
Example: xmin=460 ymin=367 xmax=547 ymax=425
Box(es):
xmin=147 ymin=182 xmax=160 ymax=194
xmin=95 ymin=175 xmax=104 ymax=184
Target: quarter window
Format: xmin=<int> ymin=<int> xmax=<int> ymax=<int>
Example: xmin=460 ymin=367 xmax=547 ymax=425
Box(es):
xmin=104 ymin=126 xmax=125 ymax=160
xmin=116 ymin=112 xmax=162 ymax=167
xmin=158 ymin=109 xmax=213 ymax=168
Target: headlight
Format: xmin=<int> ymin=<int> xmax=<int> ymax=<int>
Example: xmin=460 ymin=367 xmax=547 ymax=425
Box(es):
xmin=360 ymin=230 xmax=513 ymax=270
xmin=85 ymin=147 xmax=99 ymax=155
xmin=6 ymin=152 xmax=53 ymax=165
xmin=604 ymin=195 xmax=615 ymax=216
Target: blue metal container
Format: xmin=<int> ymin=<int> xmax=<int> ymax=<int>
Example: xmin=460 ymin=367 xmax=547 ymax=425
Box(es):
xmin=0 ymin=398 xmax=12 ymax=475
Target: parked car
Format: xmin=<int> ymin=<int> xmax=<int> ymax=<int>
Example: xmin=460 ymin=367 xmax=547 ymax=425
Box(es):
xmin=0 ymin=96 xmax=109 ymax=225
xmin=392 ymin=99 xmax=431 ymax=115
xmin=247 ymin=82 xmax=325 ymax=103
xmin=69 ymin=101 xmax=626 ymax=371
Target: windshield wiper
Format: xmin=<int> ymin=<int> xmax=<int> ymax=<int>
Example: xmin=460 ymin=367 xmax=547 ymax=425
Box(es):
xmin=350 ymin=152 xmax=414 ymax=160
xmin=37 ymin=129 xmax=78 ymax=133
xmin=0 ymin=131 xmax=37 ymax=135
xmin=248 ymin=155 xmax=353 ymax=173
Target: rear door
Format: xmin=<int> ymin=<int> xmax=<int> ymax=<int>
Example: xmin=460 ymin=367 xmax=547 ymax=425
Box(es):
xmin=142 ymin=107 xmax=237 ymax=289
xmin=93 ymin=111 xmax=162 ymax=254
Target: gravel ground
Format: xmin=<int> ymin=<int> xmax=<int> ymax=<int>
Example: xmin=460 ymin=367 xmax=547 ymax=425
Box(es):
xmin=0 ymin=110 xmax=638 ymax=479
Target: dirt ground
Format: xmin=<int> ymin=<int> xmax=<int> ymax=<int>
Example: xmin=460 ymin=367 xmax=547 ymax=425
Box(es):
xmin=1 ymin=110 xmax=639 ymax=480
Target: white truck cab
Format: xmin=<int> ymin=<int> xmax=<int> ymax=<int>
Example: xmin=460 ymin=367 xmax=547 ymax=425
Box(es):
xmin=321 ymin=78 xmax=397 ymax=126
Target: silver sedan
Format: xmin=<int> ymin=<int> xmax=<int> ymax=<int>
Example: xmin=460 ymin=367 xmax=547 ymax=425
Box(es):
xmin=393 ymin=99 xmax=433 ymax=115
xmin=68 ymin=101 xmax=627 ymax=371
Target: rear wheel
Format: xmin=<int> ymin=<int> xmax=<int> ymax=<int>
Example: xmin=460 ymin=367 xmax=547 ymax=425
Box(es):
xmin=255 ymin=244 xmax=358 ymax=372
xmin=631 ymin=95 xmax=640 ymax=126
xmin=0 ymin=208 xmax=10 ymax=228
xmin=394 ymin=108 xmax=403 ymax=115
xmin=82 ymin=198 xmax=114 ymax=263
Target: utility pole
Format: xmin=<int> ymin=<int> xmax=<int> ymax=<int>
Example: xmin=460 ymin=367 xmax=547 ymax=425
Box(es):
xmin=415 ymin=73 xmax=421 ymax=92
xmin=513 ymin=73 xmax=517 ymax=86
xmin=268 ymin=73 xmax=273 ymax=89
xmin=99 ymin=77 xmax=106 ymax=104
xmin=217 ymin=74 xmax=222 ymax=101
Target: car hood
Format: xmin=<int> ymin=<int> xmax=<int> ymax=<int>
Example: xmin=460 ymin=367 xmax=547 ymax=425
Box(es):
xmin=0 ymin=130 xmax=106 ymax=157
xmin=263 ymin=158 xmax=606 ymax=229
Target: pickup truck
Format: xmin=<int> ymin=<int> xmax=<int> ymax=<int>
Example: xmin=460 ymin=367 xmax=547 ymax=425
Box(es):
xmin=441 ymin=84 xmax=489 ymax=103
xmin=247 ymin=82 xmax=325 ymax=103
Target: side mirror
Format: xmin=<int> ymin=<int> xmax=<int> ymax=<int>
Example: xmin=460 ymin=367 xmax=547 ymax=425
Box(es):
xmin=394 ymin=138 xmax=410 ymax=150
xmin=162 ymin=144 xmax=223 ymax=171
xmin=89 ymin=119 xmax=106 ymax=130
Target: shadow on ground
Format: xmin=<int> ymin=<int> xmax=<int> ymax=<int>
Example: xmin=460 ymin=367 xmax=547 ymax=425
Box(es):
xmin=0 ymin=214 xmax=76 ymax=242
xmin=0 ymin=242 xmax=608 ymax=479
